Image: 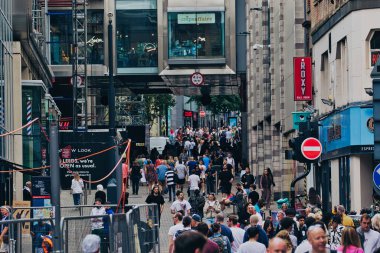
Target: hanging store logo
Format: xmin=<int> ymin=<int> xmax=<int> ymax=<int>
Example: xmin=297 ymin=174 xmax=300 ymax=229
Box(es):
xmin=177 ymin=13 xmax=215 ymax=24
xmin=293 ymin=57 xmax=312 ymax=101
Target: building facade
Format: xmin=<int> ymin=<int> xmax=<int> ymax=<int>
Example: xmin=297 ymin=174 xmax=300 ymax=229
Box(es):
xmin=311 ymin=0 xmax=380 ymax=211
xmin=246 ymin=0 xmax=308 ymax=199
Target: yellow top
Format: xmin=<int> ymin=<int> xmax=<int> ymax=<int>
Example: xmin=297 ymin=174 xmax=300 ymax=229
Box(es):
xmin=342 ymin=214 xmax=355 ymax=227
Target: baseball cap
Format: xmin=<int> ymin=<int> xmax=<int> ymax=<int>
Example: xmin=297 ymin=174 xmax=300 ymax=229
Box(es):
xmin=191 ymin=214 xmax=201 ymax=222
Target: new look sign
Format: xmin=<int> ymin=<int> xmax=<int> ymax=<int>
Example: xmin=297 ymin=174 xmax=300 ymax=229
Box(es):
xmin=294 ymin=57 xmax=312 ymax=101
xmin=177 ymin=13 xmax=215 ymax=24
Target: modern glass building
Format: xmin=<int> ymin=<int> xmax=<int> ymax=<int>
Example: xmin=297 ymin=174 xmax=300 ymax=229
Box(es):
xmin=0 ymin=0 xmax=13 ymax=158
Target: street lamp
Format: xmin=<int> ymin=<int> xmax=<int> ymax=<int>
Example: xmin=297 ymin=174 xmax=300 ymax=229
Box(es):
xmin=365 ymin=87 xmax=373 ymax=96
xmin=250 ymin=7 xmax=263 ymax=11
xmin=108 ymin=12 xmax=115 ymax=137
xmin=321 ymin=98 xmax=335 ymax=107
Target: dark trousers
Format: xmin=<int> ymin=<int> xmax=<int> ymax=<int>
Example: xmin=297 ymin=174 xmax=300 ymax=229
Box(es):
xmin=206 ymin=179 xmax=215 ymax=194
xmin=73 ymin=193 xmax=81 ymax=205
xmin=168 ymin=184 xmax=176 ymax=201
xmin=132 ymin=178 xmax=140 ymax=194
xmin=92 ymin=228 xmax=107 ymax=253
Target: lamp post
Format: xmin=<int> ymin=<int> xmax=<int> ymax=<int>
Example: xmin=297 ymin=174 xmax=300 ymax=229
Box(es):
xmin=107 ymin=12 xmax=122 ymax=206
xmin=108 ymin=12 xmax=115 ymax=137
xmin=49 ymin=106 xmax=61 ymax=251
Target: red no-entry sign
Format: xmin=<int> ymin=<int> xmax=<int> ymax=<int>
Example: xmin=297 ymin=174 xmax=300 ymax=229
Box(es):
xmin=301 ymin=137 xmax=322 ymax=160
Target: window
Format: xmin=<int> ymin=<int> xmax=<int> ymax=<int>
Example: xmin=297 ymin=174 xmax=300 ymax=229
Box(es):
xmin=49 ymin=10 xmax=104 ymax=65
xmin=168 ymin=12 xmax=225 ymax=59
xmin=116 ymin=9 xmax=158 ymax=68
xmin=370 ymin=31 xmax=380 ymax=66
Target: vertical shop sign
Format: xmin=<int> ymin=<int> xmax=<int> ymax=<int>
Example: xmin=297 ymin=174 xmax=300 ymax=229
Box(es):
xmin=294 ymin=57 xmax=313 ymax=101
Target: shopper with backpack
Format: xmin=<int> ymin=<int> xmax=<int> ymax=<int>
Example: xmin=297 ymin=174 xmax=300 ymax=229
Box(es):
xmin=209 ymin=223 xmax=231 ymax=253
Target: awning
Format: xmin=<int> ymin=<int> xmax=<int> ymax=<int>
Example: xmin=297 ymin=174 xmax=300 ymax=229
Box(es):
xmin=0 ymin=158 xmax=41 ymax=176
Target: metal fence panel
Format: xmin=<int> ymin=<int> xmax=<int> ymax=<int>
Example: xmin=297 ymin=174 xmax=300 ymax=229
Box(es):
xmin=126 ymin=204 xmax=160 ymax=253
xmin=61 ymin=214 xmax=111 ymax=253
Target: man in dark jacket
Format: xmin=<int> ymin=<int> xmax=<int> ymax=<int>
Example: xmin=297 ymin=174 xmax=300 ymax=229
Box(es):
xmin=243 ymin=214 xmax=269 ymax=247
xmin=189 ymin=189 xmax=205 ymax=218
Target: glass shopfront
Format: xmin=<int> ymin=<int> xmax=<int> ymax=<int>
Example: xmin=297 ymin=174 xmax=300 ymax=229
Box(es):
xmin=116 ymin=9 xmax=158 ymax=68
xmin=168 ymin=12 xmax=225 ymax=59
xmin=49 ymin=10 xmax=104 ymax=65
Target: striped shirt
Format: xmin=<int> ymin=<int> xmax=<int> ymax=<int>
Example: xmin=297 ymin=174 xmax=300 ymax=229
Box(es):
xmin=165 ymin=170 xmax=175 ymax=185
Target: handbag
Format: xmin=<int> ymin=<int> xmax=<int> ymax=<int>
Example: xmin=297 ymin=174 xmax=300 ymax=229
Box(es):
xmin=174 ymin=173 xmax=179 ymax=183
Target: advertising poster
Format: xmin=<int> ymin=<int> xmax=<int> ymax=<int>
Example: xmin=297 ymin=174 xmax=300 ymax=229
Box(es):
xmin=59 ymin=132 xmax=115 ymax=189
xmin=12 ymin=201 xmax=31 ymax=234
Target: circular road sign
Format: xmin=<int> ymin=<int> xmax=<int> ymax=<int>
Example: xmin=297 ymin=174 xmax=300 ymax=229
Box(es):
xmin=190 ymin=72 xmax=204 ymax=86
xmin=373 ymin=163 xmax=380 ymax=190
xmin=199 ymin=111 xmax=206 ymax=117
xmin=301 ymin=137 xmax=322 ymax=160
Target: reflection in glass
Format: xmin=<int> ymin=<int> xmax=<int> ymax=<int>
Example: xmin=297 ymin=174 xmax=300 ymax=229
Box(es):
xmin=168 ymin=12 xmax=225 ymax=59
xmin=50 ymin=10 xmax=104 ymax=65
xmin=116 ymin=10 xmax=158 ymax=68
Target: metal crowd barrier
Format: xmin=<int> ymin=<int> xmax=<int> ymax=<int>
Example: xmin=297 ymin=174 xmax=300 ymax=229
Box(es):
xmin=125 ymin=204 xmax=160 ymax=253
xmin=3 ymin=204 xmax=159 ymax=252
xmin=0 ymin=217 xmax=54 ymax=253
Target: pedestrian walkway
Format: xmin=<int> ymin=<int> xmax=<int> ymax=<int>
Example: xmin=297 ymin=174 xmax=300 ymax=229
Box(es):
xmin=60 ymin=182 xmax=236 ymax=253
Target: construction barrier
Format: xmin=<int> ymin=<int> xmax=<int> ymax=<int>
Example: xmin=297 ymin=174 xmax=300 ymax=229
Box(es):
xmin=3 ymin=204 xmax=159 ymax=252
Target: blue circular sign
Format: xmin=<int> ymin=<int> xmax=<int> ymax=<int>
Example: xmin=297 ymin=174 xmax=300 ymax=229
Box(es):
xmin=373 ymin=163 xmax=380 ymax=190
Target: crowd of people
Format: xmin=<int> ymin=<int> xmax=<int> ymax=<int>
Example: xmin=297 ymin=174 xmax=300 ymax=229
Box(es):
xmin=3 ymin=126 xmax=380 ymax=253
xmin=123 ymin=126 xmax=380 ymax=253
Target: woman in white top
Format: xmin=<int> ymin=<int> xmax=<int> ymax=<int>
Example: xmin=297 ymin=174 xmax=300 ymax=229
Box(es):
xmin=71 ymin=172 xmax=84 ymax=206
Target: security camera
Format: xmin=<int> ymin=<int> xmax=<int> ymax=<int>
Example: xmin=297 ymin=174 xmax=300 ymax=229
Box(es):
xmin=104 ymin=71 xmax=109 ymax=76
xmin=107 ymin=12 xmax=113 ymax=18
xmin=253 ymin=44 xmax=264 ymax=50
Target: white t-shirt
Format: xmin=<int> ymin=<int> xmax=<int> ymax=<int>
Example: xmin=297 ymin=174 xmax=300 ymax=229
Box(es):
xmin=71 ymin=179 xmax=84 ymax=194
xmin=237 ymin=241 xmax=266 ymax=253
xmin=188 ymin=174 xmax=200 ymax=190
xmin=230 ymin=227 xmax=246 ymax=253
xmin=168 ymin=223 xmax=184 ymax=237
xmin=170 ymin=200 xmax=192 ymax=214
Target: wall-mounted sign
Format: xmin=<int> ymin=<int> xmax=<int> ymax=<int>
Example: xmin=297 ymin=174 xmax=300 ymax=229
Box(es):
xmin=294 ymin=57 xmax=312 ymax=101
xmin=178 ymin=13 xmax=215 ymax=24
xmin=371 ymin=52 xmax=380 ymax=66
xmin=32 ymin=176 xmax=51 ymax=199
xmin=184 ymin=111 xmax=193 ymax=117
xmin=190 ymin=72 xmax=205 ymax=86
xmin=367 ymin=117 xmax=374 ymax=132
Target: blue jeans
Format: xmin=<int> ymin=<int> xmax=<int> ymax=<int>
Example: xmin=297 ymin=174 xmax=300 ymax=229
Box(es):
xmin=73 ymin=193 xmax=81 ymax=205
xmin=168 ymin=184 xmax=176 ymax=201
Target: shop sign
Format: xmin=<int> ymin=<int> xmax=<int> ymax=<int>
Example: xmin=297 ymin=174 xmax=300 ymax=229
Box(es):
xmin=367 ymin=117 xmax=374 ymax=132
xmin=184 ymin=111 xmax=193 ymax=117
xmin=371 ymin=51 xmax=380 ymax=66
xmin=178 ymin=13 xmax=215 ymax=24
xmin=294 ymin=57 xmax=312 ymax=101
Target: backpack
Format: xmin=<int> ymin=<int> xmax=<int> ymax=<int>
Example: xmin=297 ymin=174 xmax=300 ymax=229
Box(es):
xmin=210 ymin=235 xmax=228 ymax=253
xmin=175 ymin=229 xmax=190 ymax=239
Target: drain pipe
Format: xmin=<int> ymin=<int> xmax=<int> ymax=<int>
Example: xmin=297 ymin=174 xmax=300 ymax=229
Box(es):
xmin=290 ymin=162 xmax=311 ymax=207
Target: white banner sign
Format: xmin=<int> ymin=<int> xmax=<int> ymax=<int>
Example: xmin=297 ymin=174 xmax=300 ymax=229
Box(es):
xmin=177 ymin=13 xmax=215 ymax=24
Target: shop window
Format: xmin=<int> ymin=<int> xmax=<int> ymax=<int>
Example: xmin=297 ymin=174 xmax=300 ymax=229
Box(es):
xmin=116 ymin=10 xmax=158 ymax=68
xmin=49 ymin=10 xmax=104 ymax=65
xmin=168 ymin=12 xmax=225 ymax=59
xmin=370 ymin=31 xmax=380 ymax=66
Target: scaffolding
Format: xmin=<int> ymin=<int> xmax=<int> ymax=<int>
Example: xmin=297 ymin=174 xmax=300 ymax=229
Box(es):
xmin=72 ymin=0 xmax=88 ymax=132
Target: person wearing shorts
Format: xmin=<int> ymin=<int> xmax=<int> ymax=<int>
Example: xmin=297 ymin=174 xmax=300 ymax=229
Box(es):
xmin=175 ymin=160 xmax=187 ymax=191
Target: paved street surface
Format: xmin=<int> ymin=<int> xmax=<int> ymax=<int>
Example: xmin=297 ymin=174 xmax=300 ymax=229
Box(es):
xmin=60 ymin=182 xmax=238 ymax=253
